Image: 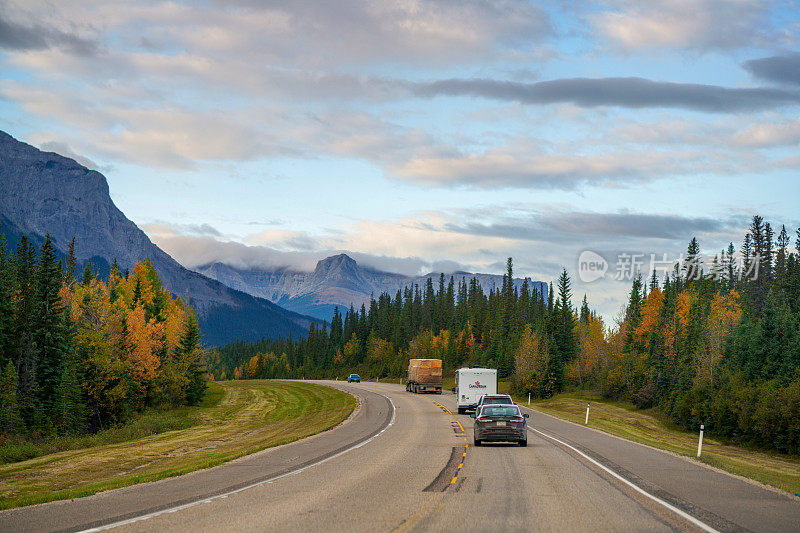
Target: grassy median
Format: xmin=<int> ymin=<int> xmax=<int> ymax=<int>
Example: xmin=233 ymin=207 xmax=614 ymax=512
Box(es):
xmin=513 ymin=391 xmax=800 ymax=495
xmin=0 ymin=380 xmax=355 ymax=509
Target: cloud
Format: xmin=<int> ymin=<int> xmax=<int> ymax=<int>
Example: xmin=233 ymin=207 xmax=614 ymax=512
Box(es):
xmin=148 ymin=233 xmax=472 ymax=277
xmin=0 ymin=12 xmax=97 ymax=55
xmin=148 ymin=206 xmax=745 ymax=276
xmin=414 ymin=77 xmax=800 ymax=113
xmin=5 ymin=0 xmax=550 ymax=69
xmin=744 ymin=53 xmax=800 ymax=86
xmin=442 ymin=209 xmax=732 ymax=244
xmin=38 ymin=140 xmax=102 ymax=170
xmin=140 ymin=221 xmax=223 ymax=238
xmin=591 ymin=0 xmax=769 ymax=52
xmin=244 ymin=230 xmax=322 ymax=252
xmin=389 ymin=141 xmax=755 ymax=189
xmin=733 ymin=118 xmax=800 ymax=147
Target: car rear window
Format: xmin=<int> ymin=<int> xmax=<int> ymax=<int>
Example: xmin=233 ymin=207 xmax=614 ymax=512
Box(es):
xmin=480 ymin=406 xmax=520 ymax=417
xmin=483 ymin=397 xmax=512 ymax=404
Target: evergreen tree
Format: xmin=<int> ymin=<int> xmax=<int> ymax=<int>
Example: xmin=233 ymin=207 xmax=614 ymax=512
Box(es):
xmin=179 ymin=311 xmax=207 ymax=405
xmin=56 ymin=348 xmax=86 ymax=435
xmin=66 ymin=236 xmax=77 ymax=285
xmin=580 ymin=294 xmax=590 ymax=325
xmin=775 ymin=225 xmax=789 ymax=292
xmin=764 ymin=222 xmax=775 ymax=280
xmin=624 ymin=272 xmax=644 ymax=350
xmin=81 ymin=262 xmax=93 ymax=286
xmin=685 ymin=237 xmax=701 ymax=281
xmin=0 ymin=360 xmax=23 ymax=434
xmin=742 ymin=233 xmax=753 ymax=276
xmin=34 ymin=235 xmax=70 ymax=418
xmin=0 ymin=230 xmax=14 ymax=367
xmin=546 ymin=269 xmax=575 ymax=395
xmin=726 ymin=242 xmax=736 ymax=290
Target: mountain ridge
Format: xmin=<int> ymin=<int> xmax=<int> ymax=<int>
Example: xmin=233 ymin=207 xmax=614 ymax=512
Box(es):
xmin=196 ymin=254 xmax=548 ymax=321
xmin=0 ymin=130 xmax=318 ymax=346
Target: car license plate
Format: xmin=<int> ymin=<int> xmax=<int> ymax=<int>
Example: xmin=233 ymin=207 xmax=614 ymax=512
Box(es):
xmin=496 ymin=421 xmax=506 ymax=426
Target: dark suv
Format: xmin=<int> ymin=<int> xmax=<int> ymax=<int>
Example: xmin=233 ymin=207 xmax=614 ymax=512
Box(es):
xmin=472 ymin=404 xmax=529 ymax=446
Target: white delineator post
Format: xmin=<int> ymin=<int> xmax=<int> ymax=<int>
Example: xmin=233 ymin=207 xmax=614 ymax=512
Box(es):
xmin=697 ymin=424 xmax=705 ymax=457
xmin=585 ymin=402 xmax=590 ymax=425
xmin=528 ymin=393 xmax=531 ymax=406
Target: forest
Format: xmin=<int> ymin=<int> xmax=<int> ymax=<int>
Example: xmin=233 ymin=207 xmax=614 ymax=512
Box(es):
xmin=210 ymin=215 xmax=800 ymax=453
xmin=0 ymin=228 xmax=207 ymax=441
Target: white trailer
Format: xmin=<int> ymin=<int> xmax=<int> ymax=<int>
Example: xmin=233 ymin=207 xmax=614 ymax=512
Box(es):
xmin=455 ymin=367 xmax=498 ymax=414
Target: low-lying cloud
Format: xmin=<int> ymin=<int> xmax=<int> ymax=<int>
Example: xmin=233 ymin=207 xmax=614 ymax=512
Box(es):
xmin=414 ymin=77 xmax=800 ymax=113
xmin=744 ymin=53 xmax=800 ymax=86
xmin=0 ymin=13 xmax=97 ymax=55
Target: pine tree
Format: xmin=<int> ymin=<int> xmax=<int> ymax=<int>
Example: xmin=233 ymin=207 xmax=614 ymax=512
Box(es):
xmin=685 ymin=237 xmax=701 ymax=282
xmin=179 ymin=311 xmax=207 ymax=405
xmin=34 ymin=235 xmax=70 ymax=418
xmin=726 ymin=242 xmax=736 ymax=290
xmin=56 ymin=348 xmax=86 ymax=435
xmin=0 ymin=230 xmax=14 ymax=367
xmin=624 ymin=272 xmax=644 ymax=350
xmin=546 ymin=269 xmax=575 ymax=395
xmin=81 ymin=262 xmax=93 ymax=286
xmin=776 ymin=225 xmax=789 ymax=292
xmin=742 ymin=233 xmax=753 ymax=276
xmin=580 ymin=294 xmax=590 ymax=325
xmin=66 ymin=236 xmax=77 ymax=285
xmin=0 ymin=360 xmax=23 ymax=434
xmin=764 ymin=222 xmax=775 ymax=280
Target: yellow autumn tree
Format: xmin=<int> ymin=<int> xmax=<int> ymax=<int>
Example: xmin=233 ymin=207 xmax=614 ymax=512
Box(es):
xmin=514 ymin=325 xmax=550 ymax=395
xmin=126 ymin=306 xmax=163 ymax=383
xmin=343 ymin=334 xmax=361 ymax=364
xmin=366 ymin=332 xmax=394 ymax=362
xmin=697 ymin=291 xmax=742 ymax=387
xmin=570 ymin=314 xmax=608 ymax=387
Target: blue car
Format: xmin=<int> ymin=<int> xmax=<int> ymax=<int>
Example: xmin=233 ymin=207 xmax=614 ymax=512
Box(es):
xmin=347 ymin=374 xmax=361 ymax=383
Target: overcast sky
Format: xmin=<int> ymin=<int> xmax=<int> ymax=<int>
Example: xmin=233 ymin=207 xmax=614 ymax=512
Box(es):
xmin=2 ymin=0 xmax=799 ymax=322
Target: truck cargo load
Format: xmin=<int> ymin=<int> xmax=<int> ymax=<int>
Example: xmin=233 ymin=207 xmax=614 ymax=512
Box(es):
xmin=455 ymin=367 xmax=498 ymax=413
xmin=406 ymin=359 xmax=442 ymax=394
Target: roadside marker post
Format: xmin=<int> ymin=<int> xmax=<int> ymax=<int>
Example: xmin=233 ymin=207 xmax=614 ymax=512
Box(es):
xmin=585 ymin=402 xmax=590 ymax=425
xmin=697 ymin=424 xmax=704 ymax=458
xmin=528 ymin=393 xmax=531 ymax=406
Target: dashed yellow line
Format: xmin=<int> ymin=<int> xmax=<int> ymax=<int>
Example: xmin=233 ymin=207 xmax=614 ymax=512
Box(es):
xmin=430 ymin=401 xmax=467 ymax=488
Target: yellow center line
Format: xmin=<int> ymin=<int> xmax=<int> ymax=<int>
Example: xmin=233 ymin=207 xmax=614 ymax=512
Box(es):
xmin=450 ymin=477 xmax=458 ymax=484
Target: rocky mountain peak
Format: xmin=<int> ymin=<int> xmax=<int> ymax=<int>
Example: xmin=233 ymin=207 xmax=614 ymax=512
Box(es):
xmin=313 ymin=253 xmax=358 ymax=275
xmin=0 ymin=129 xmax=318 ymax=345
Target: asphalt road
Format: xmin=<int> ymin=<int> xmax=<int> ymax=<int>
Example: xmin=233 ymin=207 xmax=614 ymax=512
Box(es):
xmin=1 ymin=381 xmax=798 ymax=532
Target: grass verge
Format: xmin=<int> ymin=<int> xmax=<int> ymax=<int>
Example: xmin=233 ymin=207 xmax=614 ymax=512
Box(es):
xmin=0 ymin=387 xmax=225 ymax=465
xmin=511 ymin=391 xmax=800 ymax=495
xmin=0 ymin=380 xmax=355 ymax=509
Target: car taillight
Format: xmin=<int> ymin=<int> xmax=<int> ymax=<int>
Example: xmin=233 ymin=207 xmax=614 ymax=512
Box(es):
xmin=476 ymin=417 xmax=492 ymax=423
xmin=510 ymin=417 xmax=525 ymax=422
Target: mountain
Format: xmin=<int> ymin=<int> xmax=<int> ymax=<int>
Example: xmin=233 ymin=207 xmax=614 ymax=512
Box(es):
xmin=0 ymin=130 xmax=318 ymax=346
xmin=197 ymin=254 xmax=548 ymax=321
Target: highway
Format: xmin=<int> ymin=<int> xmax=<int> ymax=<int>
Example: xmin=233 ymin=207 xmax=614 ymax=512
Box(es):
xmin=1 ymin=381 xmax=799 ymax=532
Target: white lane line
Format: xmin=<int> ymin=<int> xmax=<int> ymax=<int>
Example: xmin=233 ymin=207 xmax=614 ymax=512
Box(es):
xmin=80 ymin=392 xmax=397 ymax=533
xmin=527 ymin=425 xmax=719 ymax=533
